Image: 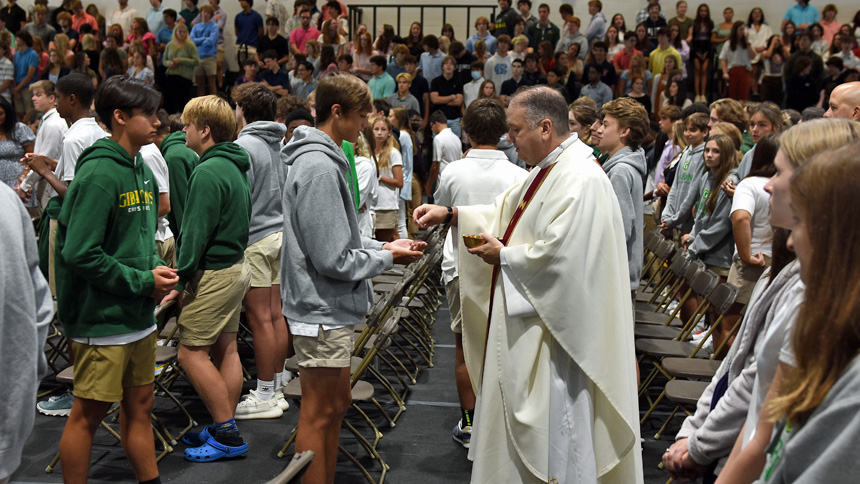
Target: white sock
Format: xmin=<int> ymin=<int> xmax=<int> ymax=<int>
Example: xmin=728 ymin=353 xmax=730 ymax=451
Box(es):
xmin=256 ymin=379 xmax=274 ymax=401
xmin=274 ymin=373 xmax=282 ymax=390
xmin=282 ymin=370 xmax=293 ymax=384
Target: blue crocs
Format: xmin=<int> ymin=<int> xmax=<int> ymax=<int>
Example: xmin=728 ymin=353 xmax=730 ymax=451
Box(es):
xmin=184 ymin=437 xmax=248 ymax=462
xmin=182 ymin=425 xmax=215 ymax=447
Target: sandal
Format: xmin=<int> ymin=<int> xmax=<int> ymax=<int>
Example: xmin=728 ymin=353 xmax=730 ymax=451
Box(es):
xmin=181 ymin=425 xmax=214 ymax=447
xmin=184 ymin=437 xmax=248 ymax=462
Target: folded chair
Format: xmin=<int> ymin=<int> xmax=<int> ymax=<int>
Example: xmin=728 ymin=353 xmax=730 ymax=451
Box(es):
xmin=266 ymin=451 xmax=315 ymax=484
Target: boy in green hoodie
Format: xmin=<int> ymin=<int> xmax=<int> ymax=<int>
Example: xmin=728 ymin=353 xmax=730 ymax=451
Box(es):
xmin=154 ymin=109 xmax=199 ymax=244
xmin=161 ymin=95 xmax=253 ymax=462
xmin=54 ymin=75 xmax=177 ymax=484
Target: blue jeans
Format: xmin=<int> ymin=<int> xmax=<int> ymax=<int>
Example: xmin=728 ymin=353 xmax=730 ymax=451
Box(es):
xmin=446 ymin=118 xmax=461 ymax=138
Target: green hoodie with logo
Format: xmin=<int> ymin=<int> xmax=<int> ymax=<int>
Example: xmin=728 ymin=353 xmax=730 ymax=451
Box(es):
xmin=159 ymin=131 xmax=199 ymax=236
xmin=54 ymin=138 xmax=163 ymax=339
xmin=174 ymin=142 xmax=251 ymax=292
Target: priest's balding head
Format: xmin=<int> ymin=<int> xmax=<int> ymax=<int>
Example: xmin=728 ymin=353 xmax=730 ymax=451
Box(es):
xmin=825 ymin=82 xmax=860 ymax=121
xmin=506 ymin=86 xmax=572 ymax=166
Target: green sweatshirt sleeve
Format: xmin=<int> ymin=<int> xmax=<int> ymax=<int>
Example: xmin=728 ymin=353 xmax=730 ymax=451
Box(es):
xmin=60 ymin=181 xmax=156 ymax=297
xmin=175 ymin=170 xmax=221 ymax=292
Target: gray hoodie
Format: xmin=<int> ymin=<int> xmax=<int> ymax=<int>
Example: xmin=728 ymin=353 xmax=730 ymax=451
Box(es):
xmin=603 ymin=146 xmax=646 ymax=290
xmin=235 ymin=121 xmax=288 ymax=245
xmin=0 ymin=184 xmax=52 ymax=480
xmin=688 ymin=169 xmax=736 ymax=269
xmin=280 ymin=126 xmax=393 ymax=326
xmin=662 ymin=143 xmax=705 ymax=233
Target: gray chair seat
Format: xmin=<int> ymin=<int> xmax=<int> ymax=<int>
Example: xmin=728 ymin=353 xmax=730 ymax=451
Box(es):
xmin=662 ymin=358 xmax=722 ymax=379
xmin=665 ymin=380 xmax=710 ymax=406
xmin=634 ymin=325 xmax=683 ymax=340
xmin=636 ymin=339 xmax=709 ymax=359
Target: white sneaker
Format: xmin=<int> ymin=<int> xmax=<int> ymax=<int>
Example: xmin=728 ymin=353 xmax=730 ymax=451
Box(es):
xmin=234 ymin=390 xmax=284 ymax=420
xmin=275 ymin=386 xmax=290 ymax=411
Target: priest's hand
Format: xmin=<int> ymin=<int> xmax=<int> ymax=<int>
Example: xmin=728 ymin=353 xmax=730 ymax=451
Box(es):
xmin=413 ymin=204 xmax=456 ymax=228
xmin=467 ymin=233 xmax=503 ymax=266
xmin=383 ymin=239 xmax=427 ymax=264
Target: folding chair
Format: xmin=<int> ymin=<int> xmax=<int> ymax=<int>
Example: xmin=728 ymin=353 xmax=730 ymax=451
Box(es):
xmin=266 ymin=451 xmax=315 ymax=484
xmin=634 ymin=261 xmax=710 ymax=339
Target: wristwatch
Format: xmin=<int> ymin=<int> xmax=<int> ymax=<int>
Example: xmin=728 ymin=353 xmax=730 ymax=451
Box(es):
xmin=444 ymin=206 xmax=453 ymax=224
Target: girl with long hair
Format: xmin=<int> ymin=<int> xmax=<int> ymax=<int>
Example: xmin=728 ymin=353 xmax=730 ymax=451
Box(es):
xmin=374 ymin=24 xmax=395 ymax=58
xmin=128 ymin=17 xmax=156 ymax=57
xmin=368 ymin=116 xmax=403 ymax=242
xmin=720 ymin=21 xmax=756 ymax=101
xmin=32 ymin=36 xmax=49 ymax=73
xmin=127 ymin=48 xmax=154 ymax=85
xmin=568 ymin=97 xmax=598 ymax=147
xmin=809 ymin=23 xmax=829 ymax=58
xmin=163 ymin=22 xmax=199 ymax=114
xmin=350 ymin=31 xmax=375 ymax=81
xmin=72 ymin=51 xmax=98 ymax=88
xmin=612 ymin=13 xmax=628 ymax=41
xmin=319 ymin=19 xmax=345 ymax=57
xmin=669 ymin=23 xmax=690 ymax=78
xmin=714 ymin=119 xmax=860 ymax=484
xmin=662 ymin=78 xmax=689 ymax=110
xmin=634 ymin=22 xmax=652 ymax=57
xmin=747 ymin=8 xmax=773 ymax=98
xmin=53 ymin=33 xmax=74 ymax=68
xmin=388 ymin=107 xmax=418 ymax=238
xmin=406 ymin=21 xmax=424 ymax=57
xmin=628 ymin=75 xmax=652 ymax=113
xmin=618 ymin=52 xmax=652 ymax=97
xmin=691 ymin=3 xmax=714 ymax=101
xmin=781 ymin=21 xmax=797 ymax=55
xmin=0 ymin=96 xmax=35 ymax=205
xmin=40 ymin=50 xmax=70 ymax=83
xmin=537 ymin=41 xmax=555 ymax=73
xmin=605 ymin=25 xmax=623 ymax=61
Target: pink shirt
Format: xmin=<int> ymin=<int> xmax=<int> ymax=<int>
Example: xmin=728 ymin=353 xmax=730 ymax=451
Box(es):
xmin=72 ymin=12 xmax=99 ymax=33
xmin=290 ymin=26 xmax=321 ymax=53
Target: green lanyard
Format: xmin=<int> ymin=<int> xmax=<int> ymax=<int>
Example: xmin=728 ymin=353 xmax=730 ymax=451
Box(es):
xmin=341 ymin=140 xmax=360 ymax=212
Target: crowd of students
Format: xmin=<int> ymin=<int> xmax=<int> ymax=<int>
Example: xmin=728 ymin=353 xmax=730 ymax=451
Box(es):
xmin=4 ymin=1 xmax=860 ymax=484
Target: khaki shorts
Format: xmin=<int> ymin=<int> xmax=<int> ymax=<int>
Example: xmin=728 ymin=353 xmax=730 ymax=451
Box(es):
xmin=13 ymin=87 xmax=33 ymax=113
xmin=216 ymin=45 xmax=225 ymax=63
xmin=157 ymin=236 xmax=176 ymax=268
xmin=445 ymin=278 xmax=463 ymax=333
xmin=245 ymin=231 xmax=282 ymax=287
xmin=375 ymin=209 xmax=398 ymax=229
xmin=706 ymin=263 xmax=731 ymax=278
xmin=72 ymin=330 xmax=157 ymax=402
xmin=293 ymin=326 xmax=353 ymax=368
xmin=179 ymin=260 xmax=251 ymax=346
xmin=727 ymin=256 xmax=771 ymax=304
xmin=196 ymin=56 xmax=217 ymax=76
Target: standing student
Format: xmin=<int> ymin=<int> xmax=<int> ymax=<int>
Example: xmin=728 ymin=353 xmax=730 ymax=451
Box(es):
xmin=280 ymin=73 xmax=425 ymax=484
xmin=190 ymin=5 xmax=218 ymax=96
xmin=720 ymin=21 xmax=756 ymax=101
xmin=433 ymin=99 xmax=529 ymax=452
xmin=425 ymin=110 xmax=463 ymax=196
xmin=429 ymin=55 xmax=464 ymax=137
xmin=660 ymin=112 xmax=709 ymax=240
xmin=20 ymin=80 xmax=68 ymax=210
xmin=162 ymin=95 xmax=253 ymax=462
xmin=138 ymin=139 xmax=173 ymax=266
xmin=388 ymin=107 xmax=416 ymax=239
xmin=595 ymin=97 xmax=649 ymax=292
xmin=54 ymin=75 xmax=175 ymax=484
xmin=368 ymin=115 xmax=403 ymax=242
xmin=231 ymin=83 xmax=291 ymax=420
xmin=155 ymin=109 xmax=197 ymax=243
xmin=13 ymin=31 xmax=40 ymax=120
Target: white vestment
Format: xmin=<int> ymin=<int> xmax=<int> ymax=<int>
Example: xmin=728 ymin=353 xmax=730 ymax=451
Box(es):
xmin=457 ymin=137 xmax=643 ymax=484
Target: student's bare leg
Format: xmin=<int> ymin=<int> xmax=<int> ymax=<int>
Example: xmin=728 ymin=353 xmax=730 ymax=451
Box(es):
xmin=245 ymin=287 xmax=276 ymax=382
xmin=119 ymin=383 xmax=159 ymax=482
xmin=454 ymin=332 xmax=475 ymax=410
xmin=375 ymin=228 xmax=398 ymax=242
xmin=270 ymin=285 xmax=289 ymax=375
xmin=59 ymin=397 xmax=113 ymax=484
xmin=207 ymin=75 xmax=217 ymax=96
xmin=296 ymin=366 xmax=351 ymax=484
xmin=179 ymin=342 xmax=236 ymax=422
xmin=212 ymin=332 xmax=243 ymax=411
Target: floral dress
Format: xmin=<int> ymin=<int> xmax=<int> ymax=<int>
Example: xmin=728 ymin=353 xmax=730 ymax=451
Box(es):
xmin=0 ymin=122 xmax=37 ymax=207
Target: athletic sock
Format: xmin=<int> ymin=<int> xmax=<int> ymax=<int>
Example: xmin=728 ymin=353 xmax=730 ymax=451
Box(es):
xmin=213 ymin=418 xmax=244 ymax=447
xmin=139 ymin=478 xmax=162 ymax=484
xmin=274 ymin=372 xmax=282 ymax=390
xmin=282 ymin=369 xmax=294 ymax=384
xmin=461 ymin=408 xmax=474 ymax=428
xmin=256 ymin=379 xmax=274 ymax=401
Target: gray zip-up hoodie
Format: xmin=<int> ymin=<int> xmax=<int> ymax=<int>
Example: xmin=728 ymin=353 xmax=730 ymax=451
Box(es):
xmin=280 ymin=126 xmax=393 ymax=325
xmin=603 ymin=145 xmax=646 ymax=290
xmin=235 ymin=121 xmax=288 ymax=245
xmin=0 ymin=185 xmax=52 ymax=480
xmin=662 ymin=143 xmax=705 ymax=233
xmin=688 ymin=169 xmax=736 ymax=269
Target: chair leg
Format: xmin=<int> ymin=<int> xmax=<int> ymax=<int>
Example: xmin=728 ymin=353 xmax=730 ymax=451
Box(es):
xmin=277 ymin=427 xmax=299 ymax=458
xmin=654 ymin=404 xmax=681 ymax=440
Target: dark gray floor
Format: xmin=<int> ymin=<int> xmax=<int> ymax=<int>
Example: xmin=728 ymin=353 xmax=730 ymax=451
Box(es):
xmin=11 ymin=297 xmax=679 ymax=483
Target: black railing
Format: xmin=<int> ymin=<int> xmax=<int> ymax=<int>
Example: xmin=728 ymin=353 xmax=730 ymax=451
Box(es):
xmin=347 ymin=3 xmax=499 ymax=42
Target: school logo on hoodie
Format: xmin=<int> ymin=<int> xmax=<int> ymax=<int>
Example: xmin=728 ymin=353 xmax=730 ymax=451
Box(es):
xmin=119 ymin=188 xmax=155 ymax=212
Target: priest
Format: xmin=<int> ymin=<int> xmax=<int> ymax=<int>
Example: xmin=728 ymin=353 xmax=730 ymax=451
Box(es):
xmin=414 ymin=86 xmax=643 ymax=484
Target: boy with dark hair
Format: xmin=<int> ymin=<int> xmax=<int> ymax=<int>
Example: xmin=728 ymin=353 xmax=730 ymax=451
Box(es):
xmin=500 ymin=58 xmax=533 ymax=105
xmin=291 ymin=60 xmax=317 ymax=101
xmin=257 ymin=16 xmax=290 ymax=66
xmin=594 ymin=97 xmax=650 ymax=291
xmin=54 ymin=75 xmax=176 ymax=484
xmin=231 ymin=82 xmax=291 ymax=420
xmin=260 ymin=49 xmax=290 ymax=96
xmin=163 ymin=94 xmax=252 ymax=462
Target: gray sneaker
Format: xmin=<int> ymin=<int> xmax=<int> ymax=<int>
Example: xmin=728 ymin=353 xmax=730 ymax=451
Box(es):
xmin=37 ymin=389 xmax=74 ymax=416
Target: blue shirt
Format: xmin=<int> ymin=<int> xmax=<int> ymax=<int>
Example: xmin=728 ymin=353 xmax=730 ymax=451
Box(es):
xmin=147 ymin=5 xmax=167 ymax=39
xmin=784 ymin=4 xmax=819 ymax=29
xmin=156 ymin=26 xmax=173 ymax=46
xmin=419 ymin=50 xmax=445 ymax=85
xmin=465 ymin=32 xmax=497 ymax=55
xmin=235 ymin=9 xmax=263 ymax=47
xmin=369 ymin=73 xmax=396 ymax=99
xmin=260 ymin=68 xmax=290 ymax=93
xmin=13 ymin=48 xmax=38 ymax=86
xmin=190 ymin=21 xmax=218 ymax=58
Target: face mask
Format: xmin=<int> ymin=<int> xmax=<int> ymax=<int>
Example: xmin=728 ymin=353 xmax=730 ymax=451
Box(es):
xmin=410 ymin=121 xmax=421 ymax=131
xmin=471 ymin=71 xmax=482 ymax=80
